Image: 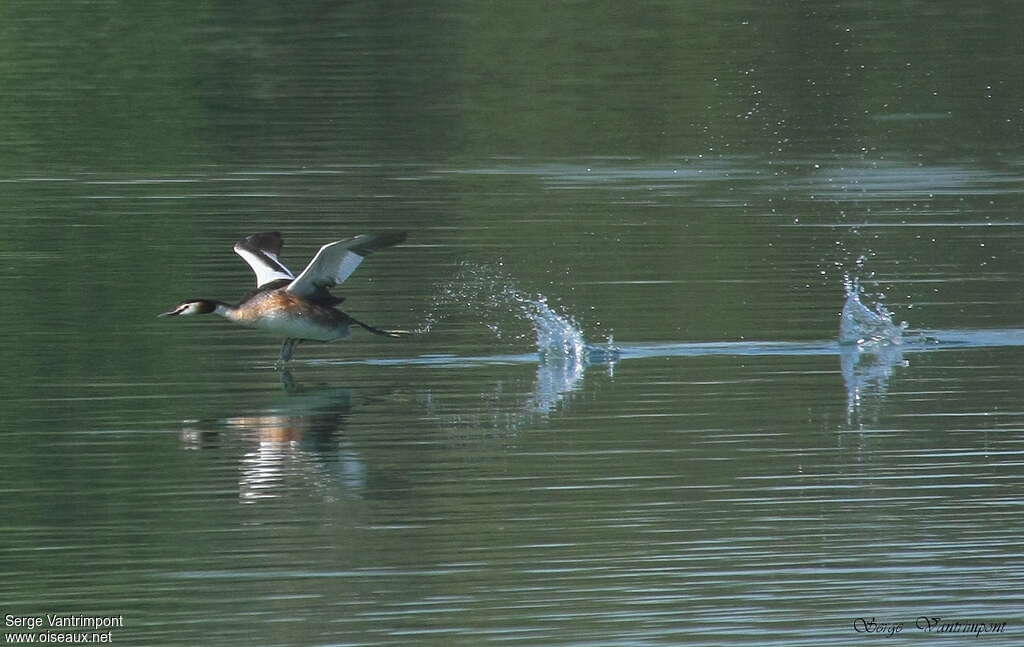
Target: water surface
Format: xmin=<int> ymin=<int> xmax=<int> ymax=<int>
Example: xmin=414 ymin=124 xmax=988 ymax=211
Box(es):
xmin=2 ymin=2 xmax=1024 ymax=646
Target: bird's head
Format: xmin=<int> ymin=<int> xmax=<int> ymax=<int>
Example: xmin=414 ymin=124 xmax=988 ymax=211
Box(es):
xmin=158 ymin=299 xmax=219 ymax=318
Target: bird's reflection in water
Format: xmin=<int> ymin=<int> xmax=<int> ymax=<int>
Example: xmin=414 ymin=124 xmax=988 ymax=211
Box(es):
xmin=840 ymin=342 xmax=907 ymax=429
xmin=181 ymin=370 xmax=365 ymax=503
xmin=179 ymin=351 xmax=612 ymax=501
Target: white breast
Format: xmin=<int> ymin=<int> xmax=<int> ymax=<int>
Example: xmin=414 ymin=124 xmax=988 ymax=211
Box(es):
xmin=252 ymin=312 xmax=351 ymax=342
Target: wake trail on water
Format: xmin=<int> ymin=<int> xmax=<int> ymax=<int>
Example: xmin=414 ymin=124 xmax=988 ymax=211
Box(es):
xmin=331 ymin=267 xmax=1018 ymax=372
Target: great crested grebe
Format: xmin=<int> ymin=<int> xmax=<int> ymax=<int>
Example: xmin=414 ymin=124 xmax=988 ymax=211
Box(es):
xmin=160 ymin=231 xmax=409 ymax=362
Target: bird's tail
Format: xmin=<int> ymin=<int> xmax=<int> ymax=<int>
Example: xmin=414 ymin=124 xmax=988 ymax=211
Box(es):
xmin=351 ymin=316 xmax=412 ymax=339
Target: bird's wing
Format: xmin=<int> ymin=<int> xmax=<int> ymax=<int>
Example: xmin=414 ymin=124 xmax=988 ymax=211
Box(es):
xmin=233 ymin=232 xmax=295 ymax=287
xmin=286 ymin=232 xmax=407 ymax=298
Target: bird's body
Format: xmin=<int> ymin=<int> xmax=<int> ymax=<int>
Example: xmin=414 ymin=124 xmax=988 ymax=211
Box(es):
xmin=161 ymin=231 xmax=408 ymax=362
xmin=224 ymin=288 xmax=354 ymax=342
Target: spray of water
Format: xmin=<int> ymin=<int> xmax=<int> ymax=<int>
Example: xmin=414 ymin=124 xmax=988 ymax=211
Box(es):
xmin=421 ymin=262 xmax=619 ymax=364
xmin=836 ymin=275 xmax=910 ymax=426
xmin=839 ymin=275 xmax=906 ymax=346
xmin=415 ymin=262 xmax=618 ymax=432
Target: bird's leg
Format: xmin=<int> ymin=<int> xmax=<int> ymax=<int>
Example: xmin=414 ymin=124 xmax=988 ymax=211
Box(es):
xmin=278 ymin=338 xmax=299 ymax=364
xmin=279 ymin=368 xmax=297 ymax=392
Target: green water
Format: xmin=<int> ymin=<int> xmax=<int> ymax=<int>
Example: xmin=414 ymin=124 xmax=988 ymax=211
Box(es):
xmin=2 ymin=2 xmax=1024 ymax=646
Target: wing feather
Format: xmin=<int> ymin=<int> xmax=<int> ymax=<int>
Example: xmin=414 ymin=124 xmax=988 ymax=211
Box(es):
xmin=233 ymin=232 xmax=294 ymax=287
xmin=286 ymin=232 xmax=406 ymax=298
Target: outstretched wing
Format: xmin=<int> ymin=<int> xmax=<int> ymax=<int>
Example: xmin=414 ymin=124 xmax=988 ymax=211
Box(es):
xmin=286 ymin=232 xmax=407 ymax=298
xmin=233 ymin=232 xmax=294 ymax=287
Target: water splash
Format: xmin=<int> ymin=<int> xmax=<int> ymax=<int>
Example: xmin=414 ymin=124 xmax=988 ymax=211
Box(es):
xmin=837 ymin=275 xmax=909 ymax=427
xmin=414 ymin=263 xmax=619 ymax=432
xmin=523 ymin=295 xmax=621 ymax=365
xmin=838 ymin=275 xmax=906 ymax=346
xmin=425 ymin=262 xmax=619 ymax=365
